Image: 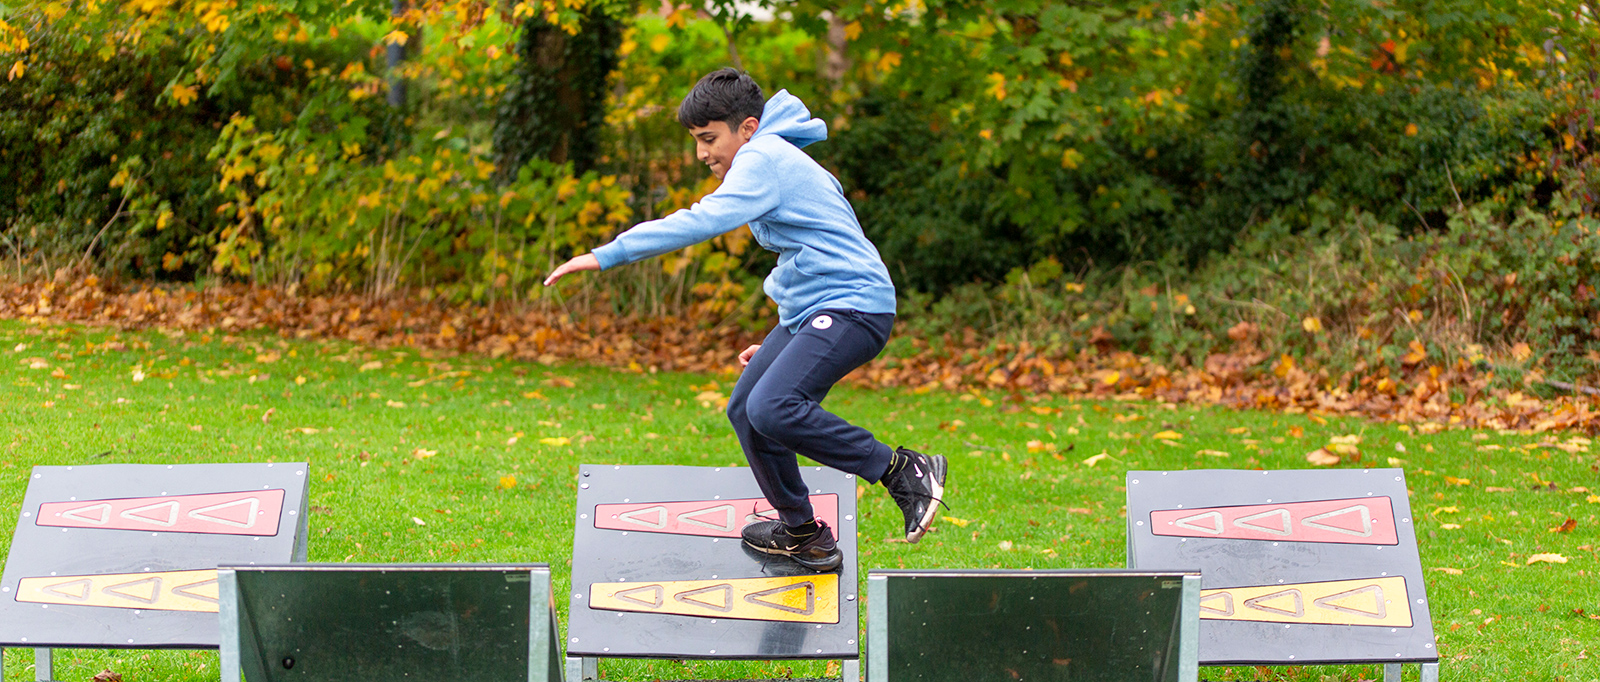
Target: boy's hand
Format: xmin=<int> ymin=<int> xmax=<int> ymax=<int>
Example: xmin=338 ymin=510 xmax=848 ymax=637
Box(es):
xmin=543 ymin=253 xmax=600 ymax=287
xmin=738 ymin=344 xmax=761 ymax=367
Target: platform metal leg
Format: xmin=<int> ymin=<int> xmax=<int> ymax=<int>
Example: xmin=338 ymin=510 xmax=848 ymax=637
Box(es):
xmin=842 ymin=658 xmax=859 ymax=682
xmin=1385 ymin=662 xmax=1440 ymax=682
xmin=32 ymin=649 xmax=49 ymax=682
xmin=564 ymin=656 xmax=597 ymax=682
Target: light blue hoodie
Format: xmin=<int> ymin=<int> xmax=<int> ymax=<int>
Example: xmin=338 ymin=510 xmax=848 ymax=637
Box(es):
xmin=591 ymin=90 xmax=896 ymax=332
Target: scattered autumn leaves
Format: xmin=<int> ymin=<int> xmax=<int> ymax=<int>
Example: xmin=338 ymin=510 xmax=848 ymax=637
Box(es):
xmin=9 ymin=276 xmax=1600 ymax=437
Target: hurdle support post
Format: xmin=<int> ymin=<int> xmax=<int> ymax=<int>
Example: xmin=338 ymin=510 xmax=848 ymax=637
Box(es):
xmin=564 ymin=656 xmax=597 ymax=682
xmin=0 ymin=647 xmax=52 ymax=682
xmin=1385 ymin=662 xmax=1440 ymax=682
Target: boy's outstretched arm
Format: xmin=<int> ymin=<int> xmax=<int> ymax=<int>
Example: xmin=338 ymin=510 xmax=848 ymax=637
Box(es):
xmin=543 ymin=253 xmax=599 ymax=287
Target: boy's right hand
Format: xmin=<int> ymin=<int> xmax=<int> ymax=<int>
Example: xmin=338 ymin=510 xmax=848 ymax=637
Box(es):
xmin=543 ymin=253 xmax=600 ymax=287
xmin=738 ymin=344 xmax=761 ymax=367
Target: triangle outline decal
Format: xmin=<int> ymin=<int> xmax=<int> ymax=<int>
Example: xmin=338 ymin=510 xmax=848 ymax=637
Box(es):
xmin=102 ymin=577 xmax=162 ymax=605
xmin=61 ymin=503 xmax=112 ymax=525
xmin=674 ymin=584 xmax=734 ymax=612
xmin=678 ymin=504 xmax=736 ymax=532
xmin=1243 ymin=589 xmax=1304 ymax=617
xmin=1301 ymin=505 xmax=1374 ymax=537
xmin=613 ymin=585 xmax=664 ymax=609
xmin=41 ymin=578 xmax=92 ymax=601
xmin=744 ymin=581 xmax=816 ymax=616
xmin=187 ymin=497 xmax=261 ymax=529
xmin=172 ymin=577 xmax=220 ymax=604
xmin=1198 ymin=592 xmax=1234 ymax=616
xmin=1312 ymin=584 xmax=1387 ymax=618
xmin=1233 ymin=509 xmax=1292 ymax=536
xmin=121 ymin=500 xmax=179 ymax=527
xmin=1173 ymin=511 xmax=1224 ymax=534
xmin=617 ymin=506 xmax=668 ymax=530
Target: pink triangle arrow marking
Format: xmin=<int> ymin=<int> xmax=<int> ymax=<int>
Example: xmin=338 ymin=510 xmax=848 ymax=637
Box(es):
xmin=187 ymin=497 xmax=260 ymax=529
xmin=60 ymin=503 xmax=111 ymax=525
xmin=121 ymin=501 xmax=179 ymax=527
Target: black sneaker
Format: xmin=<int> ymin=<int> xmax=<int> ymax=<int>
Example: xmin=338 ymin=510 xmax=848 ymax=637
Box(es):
xmin=741 ymin=519 xmax=843 ymax=572
xmin=884 ymin=447 xmax=947 ymax=543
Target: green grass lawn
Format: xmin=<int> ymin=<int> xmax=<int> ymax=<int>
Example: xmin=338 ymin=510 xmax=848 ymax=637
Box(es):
xmin=1 ymin=317 xmax=1596 ymax=681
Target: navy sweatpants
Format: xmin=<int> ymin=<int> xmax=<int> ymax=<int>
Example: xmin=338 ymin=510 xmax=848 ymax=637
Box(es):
xmin=727 ymin=309 xmax=896 ymax=527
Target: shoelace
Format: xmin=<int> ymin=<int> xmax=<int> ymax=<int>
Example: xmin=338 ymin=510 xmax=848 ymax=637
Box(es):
xmin=887 ymin=470 xmax=953 ymax=512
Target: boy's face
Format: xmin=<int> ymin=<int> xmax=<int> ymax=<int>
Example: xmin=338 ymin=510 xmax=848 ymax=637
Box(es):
xmin=689 ymin=116 xmax=759 ymax=179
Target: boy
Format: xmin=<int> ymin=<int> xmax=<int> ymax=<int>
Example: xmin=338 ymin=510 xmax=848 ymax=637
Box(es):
xmin=543 ymin=68 xmax=946 ymax=572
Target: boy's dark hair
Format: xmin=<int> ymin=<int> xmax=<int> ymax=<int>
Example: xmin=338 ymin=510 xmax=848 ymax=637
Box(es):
xmin=677 ymin=68 xmax=765 ymax=129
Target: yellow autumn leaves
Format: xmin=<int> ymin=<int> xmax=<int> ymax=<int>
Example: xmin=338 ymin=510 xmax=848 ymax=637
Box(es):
xmin=1 ymin=17 xmax=25 ymax=81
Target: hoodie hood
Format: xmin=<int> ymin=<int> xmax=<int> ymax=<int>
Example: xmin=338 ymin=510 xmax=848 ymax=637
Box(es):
xmin=753 ymin=89 xmax=828 ymax=148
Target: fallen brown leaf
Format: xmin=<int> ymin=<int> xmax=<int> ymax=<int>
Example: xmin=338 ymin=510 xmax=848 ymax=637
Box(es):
xmin=1306 ymin=448 xmax=1340 ymax=466
xmin=11 ymin=277 xmax=1600 ymax=437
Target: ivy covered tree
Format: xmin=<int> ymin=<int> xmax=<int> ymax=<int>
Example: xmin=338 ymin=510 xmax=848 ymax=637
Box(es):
xmin=493 ymin=4 xmax=625 ymax=178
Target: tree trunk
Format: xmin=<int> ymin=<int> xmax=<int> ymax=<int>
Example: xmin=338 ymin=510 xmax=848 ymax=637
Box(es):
xmin=824 ymin=12 xmax=850 ymax=86
xmin=386 ymin=0 xmax=408 ymax=108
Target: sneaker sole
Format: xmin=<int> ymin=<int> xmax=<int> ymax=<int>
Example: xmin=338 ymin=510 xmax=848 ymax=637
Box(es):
xmin=741 ymin=540 xmax=843 ymax=572
xmin=906 ymin=455 xmax=947 ymax=544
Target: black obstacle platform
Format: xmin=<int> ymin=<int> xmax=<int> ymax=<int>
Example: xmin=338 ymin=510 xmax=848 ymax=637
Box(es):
xmin=1126 ymin=468 xmax=1438 ymax=667
xmin=0 ymin=463 xmax=309 ymax=650
xmin=218 ymin=564 xmax=561 ymax=682
xmin=566 ymin=464 xmax=859 ymax=677
xmin=866 ymin=569 xmax=1202 ymax=681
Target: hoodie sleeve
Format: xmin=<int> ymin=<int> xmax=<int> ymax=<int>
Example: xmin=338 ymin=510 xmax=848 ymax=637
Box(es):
xmin=592 ymin=148 xmax=780 ymax=270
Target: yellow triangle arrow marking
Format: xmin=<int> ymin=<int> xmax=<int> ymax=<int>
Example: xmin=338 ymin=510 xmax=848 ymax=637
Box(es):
xmin=589 ymin=575 xmax=837 ymax=623
xmin=1200 ymin=577 xmax=1411 ymax=627
xmin=102 ymin=577 xmax=162 ymax=604
xmin=172 ymin=577 xmax=220 ymax=604
xmin=41 ymin=579 xmax=92 ymax=601
xmin=744 ymin=581 xmax=815 ymax=616
xmin=18 ymin=570 xmax=217 ymax=612
xmin=674 ymin=584 xmax=734 ymax=612
xmin=1198 ymin=591 xmax=1233 ymax=616
xmin=612 ymin=585 xmax=664 ymax=609
xmin=1313 ymin=584 xmax=1386 ymax=618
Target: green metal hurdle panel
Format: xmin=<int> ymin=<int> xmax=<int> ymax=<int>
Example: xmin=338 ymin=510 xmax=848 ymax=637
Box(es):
xmin=867 ymin=570 xmax=1202 ymax=682
xmin=218 ymin=564 xmax=561 ymax=682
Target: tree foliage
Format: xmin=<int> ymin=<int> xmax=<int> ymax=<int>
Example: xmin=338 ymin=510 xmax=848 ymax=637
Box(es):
xmin=0 ymin=0 xmax=1594 ymax=306
xmin=807 ymin=0 xmax=1596 ymax=286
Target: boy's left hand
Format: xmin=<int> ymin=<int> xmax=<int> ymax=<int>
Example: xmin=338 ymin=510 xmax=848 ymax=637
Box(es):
xmin=544 ymin=253 xmax=600 ymax=286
